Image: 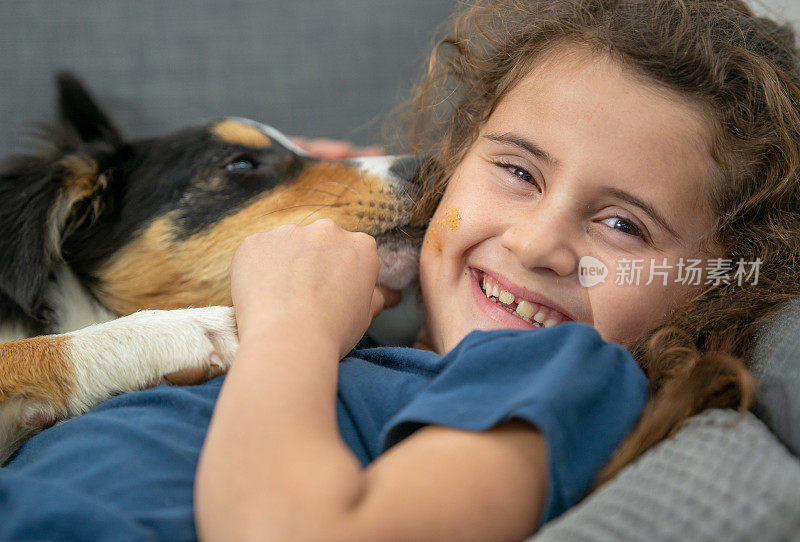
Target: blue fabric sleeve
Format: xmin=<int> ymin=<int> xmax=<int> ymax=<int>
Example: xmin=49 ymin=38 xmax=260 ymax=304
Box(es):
xmin=379 ymin=322 xmax=649 ymax=525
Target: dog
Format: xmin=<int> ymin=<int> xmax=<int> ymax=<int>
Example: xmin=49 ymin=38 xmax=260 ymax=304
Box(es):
xmin=0 ymin=73 xmax=424 ymax=463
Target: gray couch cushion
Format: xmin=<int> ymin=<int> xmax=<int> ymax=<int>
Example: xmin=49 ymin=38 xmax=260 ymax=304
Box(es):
xmin=531 ymin=409 xmax=800 ymax=541
xmin=749 ymin=298 xmax=800 ymax=455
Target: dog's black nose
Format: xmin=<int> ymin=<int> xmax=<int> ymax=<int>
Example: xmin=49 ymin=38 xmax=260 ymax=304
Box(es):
xmin=389 ymin=155 xmax=423 ymax=186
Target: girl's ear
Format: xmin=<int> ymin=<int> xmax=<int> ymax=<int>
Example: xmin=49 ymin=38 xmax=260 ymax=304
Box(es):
xmin=56 ymin=71 xmax=124 ymax=149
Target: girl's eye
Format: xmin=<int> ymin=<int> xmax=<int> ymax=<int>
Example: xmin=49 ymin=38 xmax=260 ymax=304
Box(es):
xmin=496 ymin=162 xmax=540 ymax=191
xmin=601 ymin=216 xmax=644 ymax=239
xmin=224 ymin=156 xmax=258 ymax=172
xmin=509 ymin=166 xmax=534 ymax=183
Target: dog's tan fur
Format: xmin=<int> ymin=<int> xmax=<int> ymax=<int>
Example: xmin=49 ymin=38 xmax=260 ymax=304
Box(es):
xmin=94 ymin=160 xmax=409 ymax=314
xmin=0 ymin=336 xmax=73 ymax=409
xmin=212 ymin=119 xmax=273 ymax=148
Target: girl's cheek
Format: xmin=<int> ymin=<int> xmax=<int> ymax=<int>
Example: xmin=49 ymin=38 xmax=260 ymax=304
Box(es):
xmin=595 ymin=280 xmax=684 ymax=346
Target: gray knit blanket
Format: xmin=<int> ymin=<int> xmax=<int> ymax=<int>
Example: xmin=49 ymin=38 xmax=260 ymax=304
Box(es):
xmin=531 ymin=409 xmax=800 ymax=541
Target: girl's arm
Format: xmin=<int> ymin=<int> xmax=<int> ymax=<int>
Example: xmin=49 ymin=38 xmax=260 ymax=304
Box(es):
xmin=195 ymin=221 xmax=548 ymax=541
xmin=195 ymin=329 xmax=547 ymax=542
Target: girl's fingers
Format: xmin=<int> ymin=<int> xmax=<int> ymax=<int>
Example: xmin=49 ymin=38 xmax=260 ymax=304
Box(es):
xmin=352 ymin=145 xmax=385 ymax=157
xmin=290 ymin=136 xmax=384 ymax=159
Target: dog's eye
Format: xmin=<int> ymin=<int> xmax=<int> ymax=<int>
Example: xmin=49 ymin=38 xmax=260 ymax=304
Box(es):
xmin=224 ymin=155 xmax=258 ymax=172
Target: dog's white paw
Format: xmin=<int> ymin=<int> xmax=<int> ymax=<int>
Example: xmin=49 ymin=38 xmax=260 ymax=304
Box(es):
xmin=66 ymin=306 xmax=239 ymax=413
xmin=0 ymin=306 xmax=239 ymax=464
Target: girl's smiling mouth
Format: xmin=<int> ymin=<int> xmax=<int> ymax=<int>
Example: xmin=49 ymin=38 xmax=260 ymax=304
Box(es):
xmin=469 ymin=268 xmax=574 ymax=329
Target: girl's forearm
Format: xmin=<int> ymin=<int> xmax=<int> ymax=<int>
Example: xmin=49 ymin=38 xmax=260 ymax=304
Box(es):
xmin=195 ymin=328 xmax=366 ymax=541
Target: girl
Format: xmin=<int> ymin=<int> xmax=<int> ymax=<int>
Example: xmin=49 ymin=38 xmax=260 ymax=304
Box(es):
xmin=196 ymin=0 xmax=800 ymax=540
xmin=2 ymin=1 xmax=798 ymax=540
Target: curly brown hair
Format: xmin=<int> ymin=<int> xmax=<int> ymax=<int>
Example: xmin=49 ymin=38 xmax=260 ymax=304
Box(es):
xmin=404 ymin=0 xmax=800 ymax=484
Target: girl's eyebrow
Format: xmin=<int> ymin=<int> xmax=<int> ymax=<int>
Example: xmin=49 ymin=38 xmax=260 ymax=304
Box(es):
xmin=483 ymin=131 xmax=680 ymax=241
xmin=483 ymin=132 xmax=562 ymax=169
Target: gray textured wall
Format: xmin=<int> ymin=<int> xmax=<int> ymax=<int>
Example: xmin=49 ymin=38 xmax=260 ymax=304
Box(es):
xmin=757 ymin=0 xmax=800 ymax=26
xmin=0 ymin=1 xmax=456 ymax=158
xmin=2 ymin=1 xmax=799 ymax=160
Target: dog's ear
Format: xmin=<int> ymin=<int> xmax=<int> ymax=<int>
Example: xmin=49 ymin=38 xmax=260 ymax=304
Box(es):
xmin=0 ymin=155 xmax=61 ymax=318
xmin=56 ymin=71 xmax=124 ymax=149
xmin=0 ymin=74 xmax=120 ymax=318
xmin=0 ymin=153 xmax=110 ymax=319
xmin=53 ymin=73 xmax=123 ymax=247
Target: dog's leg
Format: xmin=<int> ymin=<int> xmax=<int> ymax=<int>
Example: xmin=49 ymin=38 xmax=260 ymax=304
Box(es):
xmin=0 ymin=306 xmax=238 ymax=463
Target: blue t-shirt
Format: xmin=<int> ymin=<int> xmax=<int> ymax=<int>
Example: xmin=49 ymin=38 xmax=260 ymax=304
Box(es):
xmin=0 ymin=323 xmax=647 ymax=541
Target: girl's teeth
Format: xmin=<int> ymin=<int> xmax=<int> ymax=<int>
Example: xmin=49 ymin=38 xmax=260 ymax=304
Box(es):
xmin=483 ymin=274 xmax=511 ymax=302
xmin=518 ymin=313 xmax=535 ymax=325
xmin=480 ymin=272 xmax=562 ymax=328
xmin=516 ymin=300 xmax=535 ymax=319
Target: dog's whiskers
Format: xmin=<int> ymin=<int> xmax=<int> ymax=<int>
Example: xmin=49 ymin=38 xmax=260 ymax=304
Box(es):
xmin=297 ymin=202 xmax=347 ymax=226
xmin=306 ymin=187 xmax=345 ymax=199
xmin=319 ymin=181 xmax=358 ymax=195
xmin=254 ymin=202 xmax=347 ymax=221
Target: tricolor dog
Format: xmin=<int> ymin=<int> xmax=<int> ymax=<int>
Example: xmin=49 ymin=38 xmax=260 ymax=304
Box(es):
xmin=0 ymin=74 xmax=423 ymax=463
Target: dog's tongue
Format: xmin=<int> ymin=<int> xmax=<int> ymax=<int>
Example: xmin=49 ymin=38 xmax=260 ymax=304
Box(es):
xmin=377 ymin=244 xmax=419 ymax=290
xmin=378 ymin=287 xmax=403 ymax=309
xmin=375 ymin=227 xmax=424 ymax=290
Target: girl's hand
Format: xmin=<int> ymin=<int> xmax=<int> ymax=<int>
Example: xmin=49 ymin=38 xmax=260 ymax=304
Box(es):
xmin=290 ymin=137 xmax=384 ymax=159
xmin=229 ymin=219 xmax=398 ymax=358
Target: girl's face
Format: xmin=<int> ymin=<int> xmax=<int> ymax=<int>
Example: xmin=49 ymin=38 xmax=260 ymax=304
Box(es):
xmin=419 ymin=46 xmax=720 ymax=354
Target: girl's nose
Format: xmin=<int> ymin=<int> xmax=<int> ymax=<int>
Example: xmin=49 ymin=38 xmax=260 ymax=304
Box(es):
xmin=499 ymin=205 xmax=579 ymax=277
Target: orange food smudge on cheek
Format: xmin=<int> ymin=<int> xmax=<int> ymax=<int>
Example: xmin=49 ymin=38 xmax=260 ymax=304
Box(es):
xmin=423 ymin=207 xmax=460 ymax=254
xmin=424 ymin=224 xmax=443 ymax=253
xmin=445 ymin=207 xmax=461 ymax=230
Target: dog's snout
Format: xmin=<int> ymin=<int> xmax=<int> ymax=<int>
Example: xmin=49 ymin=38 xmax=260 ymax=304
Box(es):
xmin=349 ymin=154 xmax=422 ymax=195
